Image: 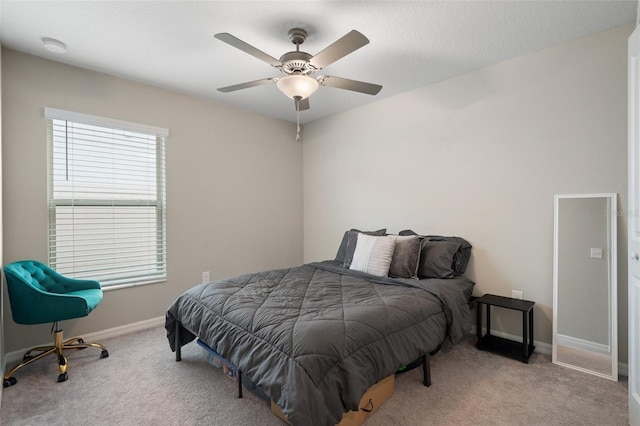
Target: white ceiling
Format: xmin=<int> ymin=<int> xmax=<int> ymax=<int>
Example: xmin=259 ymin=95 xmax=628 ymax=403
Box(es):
xmin=1 ymin=1 xmax=637 ymax=124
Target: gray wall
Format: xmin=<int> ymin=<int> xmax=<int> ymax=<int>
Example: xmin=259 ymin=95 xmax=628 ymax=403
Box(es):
xmin=1 ymin=48 xmax=303 ymax=353
xmin=1 ymin=23 xmax=632 ymax=363
xmin=302 ymin=23 xmax=631 ymax=359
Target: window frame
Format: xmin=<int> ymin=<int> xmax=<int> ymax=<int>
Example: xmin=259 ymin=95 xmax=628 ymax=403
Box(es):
xmin=45 ymin=107 xmax=168 ymax=290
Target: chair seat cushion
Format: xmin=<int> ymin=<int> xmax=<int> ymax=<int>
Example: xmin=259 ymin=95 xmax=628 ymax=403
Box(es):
xmin=66 ymin=289 xmax=103 ymax=312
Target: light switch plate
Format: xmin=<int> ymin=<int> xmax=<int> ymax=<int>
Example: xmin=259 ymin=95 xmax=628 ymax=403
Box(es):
xmin=590 ymin=248 xmax=603 ymax=259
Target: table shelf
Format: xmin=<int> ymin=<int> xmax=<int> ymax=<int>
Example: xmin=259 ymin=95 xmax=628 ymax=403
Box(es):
xmin=476 ymin=294 xmax=535 ymax=363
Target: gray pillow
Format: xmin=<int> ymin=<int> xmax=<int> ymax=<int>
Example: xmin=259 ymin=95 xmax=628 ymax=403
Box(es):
xmin=417 ymin=240 xmax=461 ymax=279
xmin=399 ymin=230 xmax=472 ymax=275
xmin=335 ymin=228 xmax=386 ymax=267
xmin=388 ymin=236 xmax=422 ymax=279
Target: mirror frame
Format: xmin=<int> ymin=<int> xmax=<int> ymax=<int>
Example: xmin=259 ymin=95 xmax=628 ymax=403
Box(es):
xmin=552 ymin=193 xmax=618 ymax=381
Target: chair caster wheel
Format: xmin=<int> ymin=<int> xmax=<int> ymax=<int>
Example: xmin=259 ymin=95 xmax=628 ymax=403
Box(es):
xmin=57 ymin=372 xmax=68 ymax=383
xmin=3 ymin=377 xmax=17 ymax=387
xmin=100 ymin=350 xmax=109 ymax=359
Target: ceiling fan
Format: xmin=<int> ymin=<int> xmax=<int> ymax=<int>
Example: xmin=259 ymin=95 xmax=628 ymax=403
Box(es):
xmin=214 ymin=28 xmax=383 ymax=112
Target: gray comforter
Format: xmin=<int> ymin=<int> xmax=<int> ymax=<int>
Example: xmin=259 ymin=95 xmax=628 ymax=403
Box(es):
xmin=165 ymin=260 xmax=474 ymax=426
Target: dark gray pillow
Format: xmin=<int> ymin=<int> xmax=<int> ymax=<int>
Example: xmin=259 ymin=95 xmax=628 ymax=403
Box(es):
xmin=388 ymin=236 xmax=422 ymax=279
xmin=335 ymin=228 xmax=386 ymax=266
xmin=417 ymin=240 xmax=461 ymax=279
xmin=399 ymin=230 xmax=472 ymax=275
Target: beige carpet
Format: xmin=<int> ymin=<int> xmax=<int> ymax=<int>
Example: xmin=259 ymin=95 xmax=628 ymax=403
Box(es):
xmin=0 ymin=327 xmax=628 ymax=425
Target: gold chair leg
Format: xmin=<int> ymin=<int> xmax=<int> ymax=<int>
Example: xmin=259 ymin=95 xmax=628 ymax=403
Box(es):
xmin=63 ymin=342 xmax=108 ymax=351
xmin=54 ymin=331 xmax=68 ymax=381
xmin=62 ymin=335 xmax=108 ymax=352
xmin=63 ymin=336 xmax=85 ymax=345
xmin=3 ymin=346 xmax=57 ymax=383
xmin=3 ymin=327 xmax=109 ymax=388
xmin=23 ymin=345 xmax=55 ymax=358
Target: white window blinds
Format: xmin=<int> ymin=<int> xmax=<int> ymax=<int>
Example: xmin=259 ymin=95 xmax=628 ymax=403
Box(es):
xmin=45 ymin=107 xmax=168 ymax=288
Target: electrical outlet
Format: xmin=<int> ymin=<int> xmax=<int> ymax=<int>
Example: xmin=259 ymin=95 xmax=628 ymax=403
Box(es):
xmin=512 ymin=290 xmax=523 ymax=300
xmin=590 ymin=248 xmax=603 ymax=259
xmin=202 ymin=271 xmax=210 ymax=283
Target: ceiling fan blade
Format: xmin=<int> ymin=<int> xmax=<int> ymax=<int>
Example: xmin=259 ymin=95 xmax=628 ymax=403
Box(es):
xmin=215 ymin=33 xmax=282 ymax=67
xmin=309 ymin=30 xmax=370 ymax=69
xmin=217 ymin=78 xmax=276 ymax=93
xmin=319 ymin=76 xmax=382 ymax=95
xmin=295 ymin=97 xmax=310 ymax=111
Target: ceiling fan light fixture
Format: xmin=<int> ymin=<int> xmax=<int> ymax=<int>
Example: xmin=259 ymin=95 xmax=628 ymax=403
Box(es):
xmin=276 ymin=75 xmax=319 ymax=100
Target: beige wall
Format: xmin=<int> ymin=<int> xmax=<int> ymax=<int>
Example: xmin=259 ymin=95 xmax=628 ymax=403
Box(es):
xmin=1 ymin=48 xmax=303 ymax=352
xmin=303 ymin=24 xmax=631 ymax=358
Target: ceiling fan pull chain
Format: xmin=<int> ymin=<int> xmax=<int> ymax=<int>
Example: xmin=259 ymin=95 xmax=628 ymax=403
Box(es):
xmin=296 ymin=100 xmax=301 ymax=142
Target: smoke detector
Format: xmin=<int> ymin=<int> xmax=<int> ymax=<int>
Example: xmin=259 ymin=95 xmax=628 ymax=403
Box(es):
xmin=42 ymin=37 xmax=66 ymax=54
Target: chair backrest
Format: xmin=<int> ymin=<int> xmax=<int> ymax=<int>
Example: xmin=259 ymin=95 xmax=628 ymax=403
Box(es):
xmin=4 ymin=260 xmax=66 ymax=294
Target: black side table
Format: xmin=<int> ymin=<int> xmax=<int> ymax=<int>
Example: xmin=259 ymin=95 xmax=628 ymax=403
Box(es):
xmin=476 ymin=294 xmax=535 ymax=363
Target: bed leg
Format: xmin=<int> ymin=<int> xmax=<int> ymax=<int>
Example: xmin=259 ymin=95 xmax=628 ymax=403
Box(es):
xmin=238 ymin=370 xmax=243 ymax=398
xmin=175 ymin=320 xmax=182 ymax=362
xmin=422 ymin=354 xmax=431 ymax=387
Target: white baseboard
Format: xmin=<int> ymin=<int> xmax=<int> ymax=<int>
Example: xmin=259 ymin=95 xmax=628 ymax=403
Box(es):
xmin=471 ymin=326 xmax=628 ymax=377
xmin=4 ymin=316 xmax=165 ymax=368
xmin=556 ymin=333 xmax=610 ymax=355
xmin=619 ymin=362 xmax=629 ymax=377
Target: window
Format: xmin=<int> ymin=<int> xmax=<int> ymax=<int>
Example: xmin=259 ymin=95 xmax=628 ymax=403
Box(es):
xmin=45 ymin=107 xmax=167 ymax=288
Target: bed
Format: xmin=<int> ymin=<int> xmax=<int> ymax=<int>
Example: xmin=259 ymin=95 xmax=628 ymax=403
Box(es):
xmin=165 ymin=230 xmax=474 ymax=426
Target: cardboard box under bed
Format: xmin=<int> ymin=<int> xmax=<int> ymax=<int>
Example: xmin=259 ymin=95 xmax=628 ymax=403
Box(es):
xmin=197 ymin=338 xmax=395 ymax=426
xmin=271 ymin=375 xmax=395 ymax=426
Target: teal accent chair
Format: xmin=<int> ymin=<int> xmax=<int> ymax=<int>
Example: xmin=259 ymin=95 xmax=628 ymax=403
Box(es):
xmin=3 ymin=260 xmax=109 ymax=387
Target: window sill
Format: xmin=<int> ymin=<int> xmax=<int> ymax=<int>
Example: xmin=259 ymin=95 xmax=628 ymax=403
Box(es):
xmin=102 ymin=279 xmax=166 ymax=292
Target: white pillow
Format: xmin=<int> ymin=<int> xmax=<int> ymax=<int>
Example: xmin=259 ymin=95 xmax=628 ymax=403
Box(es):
xmin=349 ymin=234 xmax=396 ymax=277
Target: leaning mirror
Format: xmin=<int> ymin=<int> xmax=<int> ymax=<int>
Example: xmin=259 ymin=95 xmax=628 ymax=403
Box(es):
xmin=553 ymin=193 xmax=617 ymax=381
